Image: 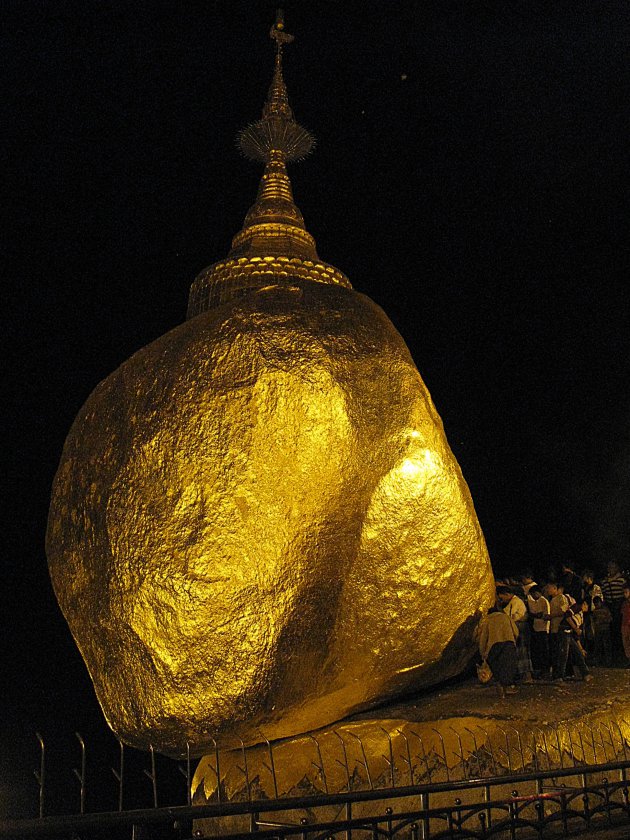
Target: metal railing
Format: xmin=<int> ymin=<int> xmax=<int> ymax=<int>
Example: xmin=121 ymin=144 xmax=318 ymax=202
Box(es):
xmin=2 ymin=759 xmax=629 ymax=838
xmin=1 ymin=718 xmax=629 ymax=839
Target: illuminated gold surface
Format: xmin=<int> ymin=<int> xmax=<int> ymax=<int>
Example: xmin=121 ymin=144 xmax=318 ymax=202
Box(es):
xmin=47 ymin=278 xmax=493 ymax=756
xmin=46 ymin=16 xmax=494 ymax=758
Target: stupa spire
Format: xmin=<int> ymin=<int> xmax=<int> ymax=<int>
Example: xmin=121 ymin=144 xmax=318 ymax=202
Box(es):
xmin=238 ymin=10 xmax=315 ymax=163
xmin=187 ymin=10 xmax=351 ymax=319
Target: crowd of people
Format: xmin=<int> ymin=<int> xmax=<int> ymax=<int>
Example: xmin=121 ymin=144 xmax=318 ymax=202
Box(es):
xmin=478 ymin=561 xmax=630 ymax=697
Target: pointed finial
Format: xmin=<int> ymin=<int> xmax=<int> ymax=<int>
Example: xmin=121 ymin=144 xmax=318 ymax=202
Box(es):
xmin=186 ymin=11 xmax=351 ymax=318
xmin=237 ymin=10 xmax=315 ymax=162
xmin=269 ymin=9 xmax=294 ymax=49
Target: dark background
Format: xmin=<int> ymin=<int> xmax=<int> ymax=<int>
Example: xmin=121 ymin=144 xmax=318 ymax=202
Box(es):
xmin=3 ymin=0 xmax=630 ymax=819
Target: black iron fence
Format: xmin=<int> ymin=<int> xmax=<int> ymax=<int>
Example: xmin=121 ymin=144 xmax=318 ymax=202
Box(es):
xmin=1 ymin=719 xmax=630 ymax=839
xmin=1 ymin=758 xmax=629 ymax=838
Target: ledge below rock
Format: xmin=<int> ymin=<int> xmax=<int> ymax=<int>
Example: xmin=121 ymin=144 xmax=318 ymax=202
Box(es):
xmin=193 ymin=669 xmax=630 ymax=803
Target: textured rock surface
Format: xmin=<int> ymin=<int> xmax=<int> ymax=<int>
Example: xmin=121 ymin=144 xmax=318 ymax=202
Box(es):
xmin=47 ymin=280 xmax=494 ymax=757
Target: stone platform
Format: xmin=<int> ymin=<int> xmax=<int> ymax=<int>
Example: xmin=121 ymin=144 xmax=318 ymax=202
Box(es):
xmin=193 ymin=669 xmax=630 ymax=803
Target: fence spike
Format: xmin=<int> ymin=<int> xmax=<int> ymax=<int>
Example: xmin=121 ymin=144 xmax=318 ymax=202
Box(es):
xmin=465 ymin=726 xmax=483 ymax=779
xmin=509 ymin=726 xmax=526 ymax=770
xmin=73 ymin=732 xmax=87 ymax=814
xmin=235 ymin=738 xmax=251 ymax=802
xmin=447 ymin=726 xmax=466 ymax=780
xmin=142 ymin=744 xmax=158 ymax=808
xmin=431 ymin=728 xmax=450 ymax=781
xmin=333 ymin=730 xmax=352 ymax=791
xmin=379 ymin=727 xmax=396 ymax=788
xmin=396 ymin=728 xmax=414 ymax=786
xmin=264 ymin=738 xmax=279 ymax=799
xmin=307 ymin=734 xmax=329 ymax=794
xmin=346 ymin=730 xmax=373 ymax=790
xmin=614 ymin=720 xmax=628 ymax=761
xmin=410 ymin=729 xmax=432 ymax=783
xmin=477 ymin=725 xmax=498 ymax=776
xmin=553 ymin=724 xmax=565 ymax=769
xmin=110 ymin=739 xmax=125 ymax=811
xmin=495 ymin=725 xmax=513 ymax=772
xmin=33 ymin=732 xmax=45 ymax=819
xmin=598 ymin=722 xmax=611 ymax=763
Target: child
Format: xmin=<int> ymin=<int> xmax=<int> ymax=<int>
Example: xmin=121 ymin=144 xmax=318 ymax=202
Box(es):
xmin=591 ymin=595 xmax=613 ymax=667
xmin=621 ymin=585 xmax=630 ymax=667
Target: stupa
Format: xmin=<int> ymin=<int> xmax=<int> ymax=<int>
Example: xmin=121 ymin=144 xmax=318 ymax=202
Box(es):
xmin=46 ymin=12 xmax=495 ymax=759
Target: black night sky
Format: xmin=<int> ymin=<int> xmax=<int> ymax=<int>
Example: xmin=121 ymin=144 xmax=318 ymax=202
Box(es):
xmin=3 ymin=0 xmax=630 ymax=819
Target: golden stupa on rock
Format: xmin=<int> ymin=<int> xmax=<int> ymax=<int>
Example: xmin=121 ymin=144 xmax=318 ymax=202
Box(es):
xmin=46 ymin=14 xmax=495 ymax=758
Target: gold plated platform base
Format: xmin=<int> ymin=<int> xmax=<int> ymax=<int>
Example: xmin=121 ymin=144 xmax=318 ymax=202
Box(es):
xmin=193 ymin=669 xmax=630 ymax=804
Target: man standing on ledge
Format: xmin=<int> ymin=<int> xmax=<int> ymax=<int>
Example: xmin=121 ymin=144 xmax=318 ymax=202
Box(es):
xmin=479 ymin=607 xmax=519 ymax=698
xmin=497 ymin=585 xmax=533 ymax=684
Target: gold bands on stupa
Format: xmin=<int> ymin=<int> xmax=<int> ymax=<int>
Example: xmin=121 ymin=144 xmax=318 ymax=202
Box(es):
xmin=187 ymin=12 xmax=351 ymax=318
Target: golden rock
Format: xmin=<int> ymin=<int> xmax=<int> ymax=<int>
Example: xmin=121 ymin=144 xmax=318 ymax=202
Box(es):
xmin=46 ymin=18 xmax=494 ymax=758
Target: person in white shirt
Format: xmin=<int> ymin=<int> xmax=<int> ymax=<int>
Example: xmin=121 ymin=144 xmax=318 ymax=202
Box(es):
xmin=527 ymin=586 xmax=550 ymax=678
xmin=582 ymin=570 xmax=603 ymax=655
xmin=544 ymin=582 xmax=568 ymax=679
xmin=521 ymin=571 xmax=537 ymax=597
xmin=499 ymin=588 xmax=527 ymax=622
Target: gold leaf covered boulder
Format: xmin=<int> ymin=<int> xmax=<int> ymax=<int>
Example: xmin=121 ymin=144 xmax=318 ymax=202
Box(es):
xmin=46 ymin=19 xmax=494 ymax=758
